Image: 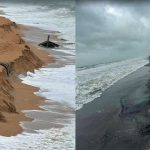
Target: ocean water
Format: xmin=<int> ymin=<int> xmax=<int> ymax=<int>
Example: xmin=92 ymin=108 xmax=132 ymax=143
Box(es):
xmin=76 ymin=58 xmax=148 ymax=110
xmin=0 ymin=0 xmax=75 ymax=149
xmin=20 ymin=65 xmax=75 ymax=109
xmin=0 ymin=123 xmax=75 ymax=150
xmin=0 ymin=64 xmax=76 ymax=149
xmin=76 ymin=2 xmax=150 ymax=110
xmin=0 ymin=0 xmax=75 ymax=43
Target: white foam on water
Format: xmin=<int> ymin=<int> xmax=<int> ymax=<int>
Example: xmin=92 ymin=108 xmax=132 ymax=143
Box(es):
xmin=0 ymin=121 xmax=75 ymax=150
xmin=20 ymin=65 xmax=75 ymax=109
xmin=53 ymin=48 xmax=75 ymax=56
xmin=76 ymin=58 xmax=149 ymax=110
xmin=0 ymin=65 xmax=75 ymax=150
xmin=0 ymin=2 xmax=75 ymax=149
xmin=0 ymin=3 xmax=75 ymax=43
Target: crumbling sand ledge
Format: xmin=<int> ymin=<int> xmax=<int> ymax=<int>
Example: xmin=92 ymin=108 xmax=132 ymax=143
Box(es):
xmin=0 ymin=16 xmax=55 ymax=136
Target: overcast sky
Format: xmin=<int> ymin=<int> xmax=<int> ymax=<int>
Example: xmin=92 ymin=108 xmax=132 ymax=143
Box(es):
xmin=77 ymin=1 xmax=150 ymax=67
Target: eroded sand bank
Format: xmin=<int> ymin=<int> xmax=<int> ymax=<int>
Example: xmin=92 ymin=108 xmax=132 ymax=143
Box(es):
xmin=0 ymin=16 xmax=55 ymax=136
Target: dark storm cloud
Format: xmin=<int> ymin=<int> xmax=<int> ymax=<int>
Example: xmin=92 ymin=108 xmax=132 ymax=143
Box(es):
xmin=77 ymin=0 xmax=150 ymax=4
xmin=76 ymin=1 xmax=150 ymax=67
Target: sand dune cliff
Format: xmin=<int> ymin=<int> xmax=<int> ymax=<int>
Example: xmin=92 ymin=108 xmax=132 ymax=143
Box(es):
xmin=0 ymin=16 xmax=46 ymax=122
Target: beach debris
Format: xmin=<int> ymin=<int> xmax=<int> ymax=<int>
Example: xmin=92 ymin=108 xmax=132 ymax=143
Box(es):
xmin=39 ymin=35 xmax=59 ymax=48
xmin=0 ymin=62 xmax=12 ymax=76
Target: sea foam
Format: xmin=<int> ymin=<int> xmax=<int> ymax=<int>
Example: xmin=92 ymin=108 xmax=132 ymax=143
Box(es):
xmin=0 ymin=2 xmax=75 ymax=44
xmin=0 ymin=122 xmax=75 ymax=150
xmin=20 ymin=65 xmax=75 ymax=109
xmin=0 ymin=1 xmax=75 ymax=149
xmin=0 ymin=64 xmax=75 ymax=150
xmin=76 ymin=58 xmax=148 ymax=110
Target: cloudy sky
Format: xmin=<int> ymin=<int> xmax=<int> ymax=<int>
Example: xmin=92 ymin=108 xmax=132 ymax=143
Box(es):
xmin=77 ymin=1 xmax=150 ymax=67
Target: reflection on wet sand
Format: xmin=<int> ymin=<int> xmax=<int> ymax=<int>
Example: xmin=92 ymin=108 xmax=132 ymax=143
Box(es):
xmin=77 ymin=65 xmax=150 ymax=150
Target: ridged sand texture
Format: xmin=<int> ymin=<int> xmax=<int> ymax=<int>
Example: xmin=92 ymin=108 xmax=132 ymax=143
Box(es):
xmin=0 ymin=16 xmax=43 ymax=122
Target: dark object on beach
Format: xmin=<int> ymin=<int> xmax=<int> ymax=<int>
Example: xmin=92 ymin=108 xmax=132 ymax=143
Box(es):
xmin=0 ymin=62 xmax=12 ymax=76
xmin=39 ymin=35 xmax=59 ymax=48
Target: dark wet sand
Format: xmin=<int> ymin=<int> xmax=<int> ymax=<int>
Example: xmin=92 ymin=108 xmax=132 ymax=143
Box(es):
xmin=77 ymin=64 xmax=150 ymax=150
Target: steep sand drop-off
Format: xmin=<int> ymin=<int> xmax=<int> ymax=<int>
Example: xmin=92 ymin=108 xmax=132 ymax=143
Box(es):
xmin=0 ymin=16 xmax=54 ymax=135
xmin=0 ymin=66 xmax=15 ymax=122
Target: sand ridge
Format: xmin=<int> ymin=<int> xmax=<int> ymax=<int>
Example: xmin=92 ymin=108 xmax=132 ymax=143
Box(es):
xmin=0 ymin=16 xmax=55 ymax=136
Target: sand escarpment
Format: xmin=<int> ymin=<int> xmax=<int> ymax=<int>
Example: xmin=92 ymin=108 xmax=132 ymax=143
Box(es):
xmin=0 ymin=66 xmax=15 ymax=121
xmin=0 ymin=16 xmax=44 ymax=122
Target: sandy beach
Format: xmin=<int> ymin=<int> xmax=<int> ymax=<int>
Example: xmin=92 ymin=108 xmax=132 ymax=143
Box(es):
xmin=0 ymin=16 xmax=55 ymax=136
xmin=77 ymin=64 xmax=150 ymax=150
xmin=0 ymin=1 xmax=75 ymax=149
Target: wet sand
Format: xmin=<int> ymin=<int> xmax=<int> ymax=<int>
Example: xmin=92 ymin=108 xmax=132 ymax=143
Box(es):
xmin=0 ymin=77 xmax=44 ymax=136
xmin=0 ymin=16 xmax=73 ymax=136
xmin=0 ymin=23 xmax=74 ymax=136
xmin=18 ymin=25 xmax=75 ymax=135
xmin=21 ymin=25 xmax=75 ymax=66
xmin=0 ymin=9 xmax=75 ymax=150
xmin=0 ymin=16 xmax=54 ymax=136
xmin=77 ymin=64 xmax=150 ymax=150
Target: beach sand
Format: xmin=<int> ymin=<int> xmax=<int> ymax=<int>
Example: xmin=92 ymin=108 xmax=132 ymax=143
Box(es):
xmin=0 ymin=16 xmax=55 ymax=136
xmin=77 ymin=64 xmax=150 ymax=150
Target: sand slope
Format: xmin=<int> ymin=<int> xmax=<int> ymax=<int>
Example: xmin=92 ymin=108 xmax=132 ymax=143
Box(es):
xmin=0 ymin=16 xmax=54 ymax=136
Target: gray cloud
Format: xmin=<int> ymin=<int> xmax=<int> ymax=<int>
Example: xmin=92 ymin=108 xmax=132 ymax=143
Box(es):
xmin=77 ymin=0 xmax=150 ymax=4
xmin=77 ymin=2 xmax=150 ymax=67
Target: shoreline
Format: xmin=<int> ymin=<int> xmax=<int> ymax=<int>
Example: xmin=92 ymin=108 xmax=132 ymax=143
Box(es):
xmin=21 ymin=24 xmax=75 ymax=65
xmin=17 ymin=22 xmax=75 ymax=140
xmin=77 ymin=64 xmax=150 ymax=150
xmin=0 ymin=16 xmax=55 ymax=136
xmin=0 ymin=16 xmax=75 ymax=137
xmin=0 ymin=3 xmax=75 ymax=149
